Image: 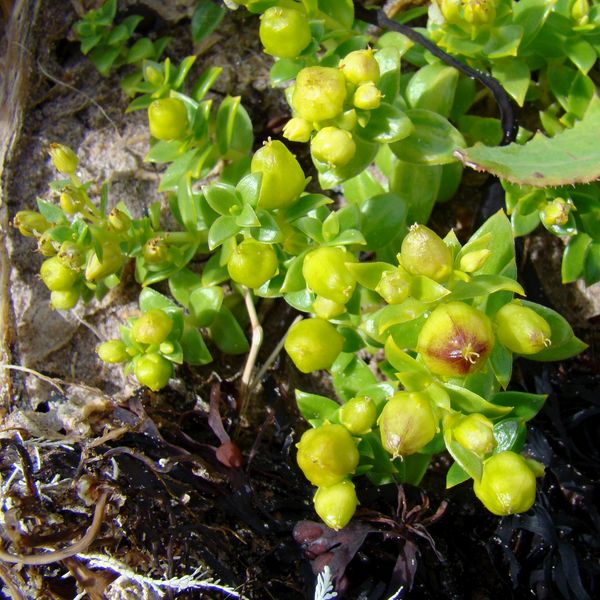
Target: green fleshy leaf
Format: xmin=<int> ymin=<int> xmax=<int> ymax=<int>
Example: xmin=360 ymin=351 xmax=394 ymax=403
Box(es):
xmin=269 ymin=58 xmax=304 ymax=86
xmin=405 ymin=63 xmax=458 ymax=117
xmin=191 ymin=0 xmax=225 ymax=43
xmin=446 ymin=461 xmax=470 ymax=488
xmin=316 ymin=136 xmax=378 ymax=189
xmin=209 ymin=306 xmax=249 ymax=355
xmin=346 ymin=262 xmax=392 ymax=290
xmin=295 ymin=390 xmax=340 ymax=427
xmin=168 ymin=268 xmax=202 ymax=308
xmin=180 ymin=327 xmax=213 ymax=365
xmin=358 ymin=103 xmax=414 ymax=144
xmin=189 ymin=286 xmax=223 ymax=327
xmin=493 ymin=418 xmax=526 ymax=454
xmin=456 ymin=96 xmax=600 ymax=186
xmin=444 ymin=383 xmax=513 ymax=419
xmin=490 ymin=391 xmax=547 ymax=422
xmin=491 ymin=58 xmax=530 ymax=107
xmin=389 ymin=109 xmax=465 ymax=165
xmin=342 ymin=169 xmax=386 ymax=205
xmin=330 ymin=353 xmax=377 ymax=402
xmin=447 ymin=275 xmax=524 ymax=301
xmin=208 ymin=215 xmax=240 ymax=250
xmin=215 ymin=96 xmax=253 ymax=160
xmin=139 ymin=287 xmax=178 ymax=313
xmin=358 ymin=192 xmax=407 ymax=250
xmin=489 ymin=342 xmax=513 ymax=390
xmin=584 ymin=242 xmax=600 ymax=285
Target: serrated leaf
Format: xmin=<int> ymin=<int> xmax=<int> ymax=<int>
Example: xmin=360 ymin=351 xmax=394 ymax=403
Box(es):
xmin=456 ymin=96 xmax=600 ymax=186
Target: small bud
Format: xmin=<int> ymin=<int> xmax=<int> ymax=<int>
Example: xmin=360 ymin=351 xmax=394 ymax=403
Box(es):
xmin=302 ymin=246 xmax=356 ymax=305
xmin=540 ymin=197 xmax=572 ymax=228
xmin=312 ymin=296 xmax=346 ymax=320
xmin=134 ymin=352 xmax=173 ymax=391
xmin=58 ymin=242 xmax=84 ymax=270
xmin=339 ymin=49 xmax=380 ymax=85
xmin=400 ymin=224 xmax=453 ymax=283
xmin=439 ymin=0 xmax=462 ymax=23
xmin=462 ymin=0 xmax=496 ymax=25
xmin=375 ymin=268 xmax=411 ymax=304
xmin=353 ymin=82 xmax=382 ymax=110
xmin=144 ymin=64 xmax=163 ymax=86
xmin=251 ymin=140 xmax=306 ymax=209
xmin=37 ymin=232 xmax=58 ymax=257
xmin=143 ymin=237 xmax=170 ymax=265
xmin=473 ymin=451 xmax=539 ymax=516
xmin=339 ymin=396 xmax=377 ymax=435
xmin=285 ymin=318 xmax=344 ymax=373
xmin=292 ymin=66 xmax=347 ymax=122
xmin=494 ymin=302 xmax=552 ymax=355
xmin=259 ymin=6 xmax=312 ymax=58
xmin=417 ymin=301 xmax=494 ymax=377
xmin=296 ymin=424 xmax=359 ymax=487
xmin=97 ymin=339 xmax=129 ymax=363
xmin=50 ymin=288 xmax=79 ymax=311
xmin=311 ymin=127 xmax=356 ymax=167
xmin=108 ymin=208 xmax=132 ymax=232
xmin=13 ymin=211 xmax=50 ymax=237
xmin=452 ymin=413 xmax=495 ymax=457
xmin=227 ymin=239 xmax=278 ymax=289
xmin=59 ymin=189 xmax=85 ymax=215
xmin=459 ymin=249 xmax=491 ymax=273
xmin=571 ymin=0 xmax=590 ymax=24
xmin=49 ymin=143 xmax=78 ymax=174
xmin=283 ymin=117 xmax=313 ymax=143
xmin=40 ymin=256 xmax=79 ymax=291
xmin=147 ymin=98 xmax=189 ymax=141
xmin=131 ymin=308 xmax=173 ymax=345
xmin=314 ymin=480 xmax=358 ymax=530
xmin=85 ymin=242 xmax=124 ymax=282
xmin=378 ymin=391 xmax=438 ymax=457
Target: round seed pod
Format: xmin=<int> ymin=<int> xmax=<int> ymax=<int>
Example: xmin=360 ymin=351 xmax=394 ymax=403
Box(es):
xmin=284 ymin=318 xmax=344 ymax=373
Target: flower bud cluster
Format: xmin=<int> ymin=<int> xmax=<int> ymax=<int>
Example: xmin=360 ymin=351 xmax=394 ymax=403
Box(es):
xmin=283 ymin=49 xmax=384 ymax=168
xmin=97 ymin=307 xmax=177 ymax=391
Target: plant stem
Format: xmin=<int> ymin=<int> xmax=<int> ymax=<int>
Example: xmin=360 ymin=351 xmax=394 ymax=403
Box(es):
xmin=239 ymin=287 xmax=263 ymax=419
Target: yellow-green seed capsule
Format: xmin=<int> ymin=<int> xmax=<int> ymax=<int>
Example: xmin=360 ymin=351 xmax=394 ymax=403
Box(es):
xmin=459 ymin=249 xmax=491 ymax=273
xmin=540 ymin=197 xmax=571 ymax=228
xmin=97 ymin=339 xmax=129 ymax=363
xmin=284 ymin=317 xmax=344 ymax=373
xmin=312 ymin=296 xmax=346 ymax=320
xmin=37 ymin=232 xmax=57 ymax=257
xmin=462 ymin=0 xmax=496 ymax=25
xmin=379 ymin=391 xmax=438 ymax=457
xmin=134 ymin=352 xmax=173 ymax=391
xmin=313 ymin=480 xmax=358 ymax=530
xmin=259 ymin=6 xmax=312 ymax=58
xmin=440 ymin=0 xmax=462 ymax=23
xmin=227 ymin=239 xmax=278 ymax=289
xmin=302 ymin=246 xmax=356 ymax=305
xmin=49 ymin=143 xmax=78 ymax=174
xmin=400 ymin=224 xmax=453 ymax=283
xmin=310 ymin=127 xmax=356 ymax=167
xmin=375 ymin=268 xmax=412 ymax=304
xmin=85 ymin=242 xmax=124 ymax=282
xmin=339 ymin=49 xmax=380 ymax=85
xmin=571 ymin=0 xmax=590 ymax=24
xmin=283 ymin=117 xmax=313 ymax=143
xmin=59 ymin=189 xmax=85 ymax=215
xmin=58 ymin=242 xmax=84 ymax=270
xmin=353 ymin=82 xmax=382 ymax=110
xmin=339 ymin=396 xmax=377 ymax=435
xmin=473 ymin=451 xmax=538 ymax=516
xmin=494 ymin=302 xmax=552 ymax=355
xmin=132 ymin=308 xmax=173 ymax=345
xmin=296 ymin=424 xmax=359 ymax=487
xmin=147 ymin=98 xmax=189 ymax=141
xmin=251 ymin=140 xmax=306 ymax=209
xmin=50 ymin=288 xmax=79 ymax=311
xmin=13 ymin=211 xmax=50 ymax=237
xmin=417 ymin=301 xmax=494 ymax=378
xmin=40 ymin=256 xmax=79 ymax=291
xmin=292 ymin=66 xmax=347 ymax=122
xmin=452 ymin=413 xmax=496 ymax=457
xmin=108 ymin=208 xmax=132 ymax=232
xmin=143 ymin=237 xmax=170 ymax=265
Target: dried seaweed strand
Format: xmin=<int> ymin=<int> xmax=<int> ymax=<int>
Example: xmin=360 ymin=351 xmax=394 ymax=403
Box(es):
xmin=0 ymin=491 xmax=109 ymax=565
